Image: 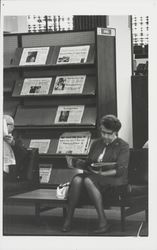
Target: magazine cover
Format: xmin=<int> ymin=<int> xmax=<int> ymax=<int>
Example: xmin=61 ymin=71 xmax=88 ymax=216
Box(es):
xmin=20 ymin=78 xmax=52 ymax=95
xmin=54 ymin=105 xmax=84 ymax=124
xmin=56 ymin=45 xmax=90 ymax=64
xmin=52 ymin=75 xmax=86 ymax=94
xmin=19 ymin=47 xmax=49 ymax=65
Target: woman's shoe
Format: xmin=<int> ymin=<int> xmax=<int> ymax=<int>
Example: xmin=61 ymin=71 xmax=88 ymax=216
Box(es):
xmin=61 ymin=224 xmax=71 ymax=232
xmin=93 ymin=223 xmax=110 ymax=234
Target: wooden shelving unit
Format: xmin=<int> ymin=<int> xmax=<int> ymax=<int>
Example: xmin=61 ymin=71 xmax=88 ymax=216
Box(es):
xmin=4 ymin=28 xmax=117 ymax=186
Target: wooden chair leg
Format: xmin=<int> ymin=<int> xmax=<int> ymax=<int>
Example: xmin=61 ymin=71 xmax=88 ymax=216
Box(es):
xmin=63 ymin=207 xmax=67 ymax=218
xmin=120 ymin=206 xmax=126 ymax=231
xmin=35 ymin=202 xmax=41 ymax=224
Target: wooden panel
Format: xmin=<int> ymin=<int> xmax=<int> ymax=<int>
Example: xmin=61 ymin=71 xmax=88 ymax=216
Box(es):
xmin=22 ymin=65 xmax=96 ymax=78
xmin=128 ymin=148 xmax=148 ymax=185
xmin=14 ymin=105 xmax=96 ymax=127
xmin=21 ymin=31 xmax=95 ymax=47
xmin=3 ymin=98 xmax=19 ymax=117
xmin=4 ymin=69 xmax=19 ymax=93
xmin=3 ymin=35 xmax=18 ymax=67
xmin=131 ymin=76 xmax=148 ymax=148
xmin=96 ymin=28 xmax=117 ymax=124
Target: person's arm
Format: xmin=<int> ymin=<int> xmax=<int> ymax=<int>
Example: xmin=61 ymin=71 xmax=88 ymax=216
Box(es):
xmin=115 ymin=142 xmax=130 ymax=177
xmin=89 ymin=142 xmax=130 ymax=177
xmin=3 ymin=134 xmax=15 ymax=146
xmin=89 ymin=168 xmax=117 ymax=176
xmin=66 ymin=140 xmax=97 ymax=169
xmin=66 ymin=156 xmax=92 ymax=170
xmin=75 ymin=140 xmax=98 ymax=169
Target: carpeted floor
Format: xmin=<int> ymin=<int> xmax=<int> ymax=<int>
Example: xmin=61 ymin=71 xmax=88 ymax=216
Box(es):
xmin=3 ymin=205 xmax=148 ymax=236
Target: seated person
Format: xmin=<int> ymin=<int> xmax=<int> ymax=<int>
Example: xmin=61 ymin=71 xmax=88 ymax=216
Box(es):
xmin=62 ymin=114 xmax=130 ymax=234
xmin=3 ymin=114 xmax=28 ymax=182
xmin=3 ymin=115 xmax=16 ymax=180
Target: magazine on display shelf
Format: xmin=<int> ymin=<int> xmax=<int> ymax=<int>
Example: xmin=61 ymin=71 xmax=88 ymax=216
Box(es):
xmin=19 ymin=47 xmax=49 ymax=65
xmin=39 ymin=164 xmax=52 ymax=183
xmin=20 ymin=78 xmax=52 ymax=95
xmin=56 ymin=131 xmax=91 ymax=155
xmin=52 ymin=75 xmax=86 ymax=94
xmin=54 ymin=105 xmax=84 ymax=124
xmin=29 ymin=139 xmax=51 ymax=154
xmin=56 ymin=45 xmax=90 ymax=64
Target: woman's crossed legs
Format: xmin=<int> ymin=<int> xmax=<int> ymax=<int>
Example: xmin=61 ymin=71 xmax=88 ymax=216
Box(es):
xmin=62 ymin=174 xmax=108 ymax=232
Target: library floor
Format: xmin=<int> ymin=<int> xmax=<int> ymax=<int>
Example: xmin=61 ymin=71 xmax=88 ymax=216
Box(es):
xmin=3 ymin=204 xmax=148 ymax=236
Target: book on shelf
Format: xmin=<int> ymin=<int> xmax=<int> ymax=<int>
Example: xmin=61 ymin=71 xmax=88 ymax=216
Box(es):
xmin=56 ymin=45 xmax=90 ymax=64
xmin=20 ymin=78 xmax=52 ymax=95
xmin=39 ymin=163 xmax=52 ymax=183
xmin=56 ymin=131 xmax=91 ymax=155
xmin=52 ymin=75 xmax=86 ymax=94
xmin=19 ymin=47 xmax=49 ymax=66
xmin=54 ymin=105 xmax=84 ymax=124
xmin=29 ymin=139 xmax=51 ymax=154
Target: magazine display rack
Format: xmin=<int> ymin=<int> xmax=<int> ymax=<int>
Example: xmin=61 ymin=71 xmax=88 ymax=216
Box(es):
xmin=4 ymin=28 xmax=117 ymax=187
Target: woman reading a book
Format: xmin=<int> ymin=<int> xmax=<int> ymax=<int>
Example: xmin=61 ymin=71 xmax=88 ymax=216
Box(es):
xmin=62 ymin=114 xmax=130 ymax=234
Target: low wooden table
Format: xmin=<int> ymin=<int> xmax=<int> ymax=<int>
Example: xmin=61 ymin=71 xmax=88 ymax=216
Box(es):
xmin=7 ymin=189 xmax=68 ymax=219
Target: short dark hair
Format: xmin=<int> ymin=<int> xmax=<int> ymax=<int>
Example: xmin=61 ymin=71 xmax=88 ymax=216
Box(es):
xmin=100 ymin=114 xmax=121 ymax=132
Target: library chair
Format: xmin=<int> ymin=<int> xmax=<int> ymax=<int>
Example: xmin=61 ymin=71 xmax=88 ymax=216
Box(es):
xmin=72 ymin=148 xmax=148 ymax=231
xmin=119 ymin=148 xmax=148 ymax=230
xmin=3 ymin=148 xmax=39 ymax=199
xmin=98 ymin=148 xmax=148 ymax=231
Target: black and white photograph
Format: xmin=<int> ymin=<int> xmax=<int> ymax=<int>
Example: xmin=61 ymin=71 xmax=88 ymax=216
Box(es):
xmin=58 ymin=110 xmax=69 ymax=122
xmin=1 ymin=1 xmax=157 ymax=250
xmin=53 ymin=77 xmax=65 ymax=91
xmin=26 ymin=51 xmax=37 ymax=63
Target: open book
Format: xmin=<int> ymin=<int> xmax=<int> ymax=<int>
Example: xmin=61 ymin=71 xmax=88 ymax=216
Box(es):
xmin=66 ymin=156 xmax=116 ymax=172
xmin=90 ymin=162 xmax=117 ymax=171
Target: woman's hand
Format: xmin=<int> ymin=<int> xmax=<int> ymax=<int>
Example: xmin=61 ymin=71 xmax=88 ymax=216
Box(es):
xmin=89 ymin=164 xmax=117 ymax=176
xmin=3 ymin=134 xmax=15 ymax=145
xmin=65 ymin=155 xmax=74 ymax=168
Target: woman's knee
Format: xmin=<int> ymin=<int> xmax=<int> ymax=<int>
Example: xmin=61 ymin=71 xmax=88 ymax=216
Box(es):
xmin=71 ymin=174 xmax=84 ymax=186
xmin=84 ymin=177 xmax=94 ymax=188
xmin=84 ymin=177 xmax=100 ymax=192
